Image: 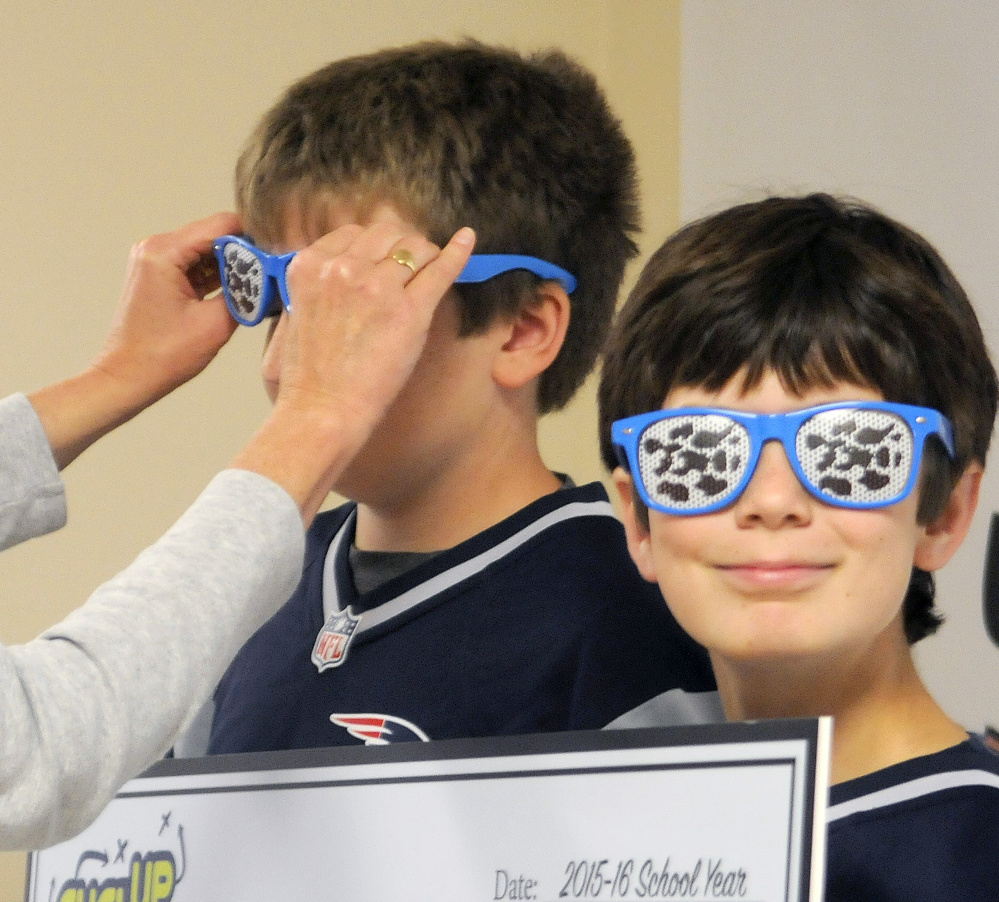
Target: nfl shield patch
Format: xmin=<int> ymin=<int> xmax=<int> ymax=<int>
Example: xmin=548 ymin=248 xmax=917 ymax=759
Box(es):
xmin=312 ymin=607 xmax=362 ymax=672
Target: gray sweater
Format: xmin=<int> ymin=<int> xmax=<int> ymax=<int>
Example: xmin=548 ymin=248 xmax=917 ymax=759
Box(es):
xmin=0 ymin=393 xmax=305 ymax=850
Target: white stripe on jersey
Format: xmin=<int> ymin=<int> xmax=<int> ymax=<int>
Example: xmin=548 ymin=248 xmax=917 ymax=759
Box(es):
xmin=827 ymin=768 xmax=999 ymax=823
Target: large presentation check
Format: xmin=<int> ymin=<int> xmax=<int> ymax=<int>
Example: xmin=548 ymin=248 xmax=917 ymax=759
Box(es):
xmin=28 ymin=718 xmax=830 ymax=902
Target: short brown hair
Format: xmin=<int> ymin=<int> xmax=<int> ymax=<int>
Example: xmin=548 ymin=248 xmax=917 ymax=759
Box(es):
xmin=236 ymin=40 xmax=640 ymax=413
xmin=599 ymin=193 xmax=997 ymax=642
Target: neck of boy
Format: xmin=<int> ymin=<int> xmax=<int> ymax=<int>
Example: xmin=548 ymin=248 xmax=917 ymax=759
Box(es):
xmin=351 ymin=427 xmax=561 ymax=553
xmin=710 ymin=635 xmax=969 ymax=785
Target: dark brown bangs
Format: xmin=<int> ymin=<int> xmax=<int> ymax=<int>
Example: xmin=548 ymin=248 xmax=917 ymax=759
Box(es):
xmin=667 ymin=231 xmax=930 ymax=407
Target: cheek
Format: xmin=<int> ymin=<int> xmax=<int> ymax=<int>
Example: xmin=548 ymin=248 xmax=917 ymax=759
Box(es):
xmin=645 ymin=515 xmax=724 ymax=623
xmin=834 ymin=502 xmax=920 ymax=573
xmin=827 ymin=503 xmax=922 ymax=625
xmin=648 ymin=508 xmax=731 ymax=565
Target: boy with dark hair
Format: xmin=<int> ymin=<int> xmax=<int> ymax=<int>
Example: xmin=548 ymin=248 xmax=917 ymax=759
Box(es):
xmin=600 ymin=192 xmax=999 ymax=900
xmin=195 ymin=41 xmax=717 ymax=755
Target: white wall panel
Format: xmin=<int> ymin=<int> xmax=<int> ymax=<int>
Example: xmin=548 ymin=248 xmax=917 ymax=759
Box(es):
xmin=681 ymin=0 xmax=999 ymax=730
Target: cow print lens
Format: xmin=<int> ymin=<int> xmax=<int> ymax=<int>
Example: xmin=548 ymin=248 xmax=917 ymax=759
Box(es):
xmin=636 ymin=414 xmax=753 ymax=511
xmin=795 ymin=407 xmax=913 ymax=505
xmin=222 ymin=242 xmax=267 ymax=323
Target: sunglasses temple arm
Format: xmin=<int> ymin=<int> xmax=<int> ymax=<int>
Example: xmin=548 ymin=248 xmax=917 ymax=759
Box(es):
xmin=612 ymin=442 xmax=635 ymax=476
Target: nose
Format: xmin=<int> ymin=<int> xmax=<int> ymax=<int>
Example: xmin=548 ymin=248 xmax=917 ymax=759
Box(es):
xmin=260 ymin=314 xmax=286 ymax=404
xmin=733 ymin=440 xmax=813 ymax=528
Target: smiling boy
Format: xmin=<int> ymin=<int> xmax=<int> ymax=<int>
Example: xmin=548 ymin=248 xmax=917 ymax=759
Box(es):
xmin=182 ymin=41 xmax=717 ymax=756
xmin=599 ymin=193 xmax=999 ymax=900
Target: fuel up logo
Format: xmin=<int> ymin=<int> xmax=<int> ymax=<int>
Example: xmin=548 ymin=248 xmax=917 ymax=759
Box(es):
xmin=50 ymin=816 xmax=186 ymax=902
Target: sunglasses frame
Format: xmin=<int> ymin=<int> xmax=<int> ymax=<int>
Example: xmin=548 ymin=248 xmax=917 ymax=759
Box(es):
xmin=213 ymin=236 xmax=295 ymax=326
xmin=612 ymin=401 xmax=955 ymax=515
xmin=213 ymin=235 xmax=577 ymax=327
xmin=457 ymin=254 xmax=576 ymax=293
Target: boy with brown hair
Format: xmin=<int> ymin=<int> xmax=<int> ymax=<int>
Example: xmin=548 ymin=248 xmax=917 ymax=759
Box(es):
xmin=600 ymin=193 xmax=999 ymax=900
xmin=194 ymin=41 xmax=717 ymax=755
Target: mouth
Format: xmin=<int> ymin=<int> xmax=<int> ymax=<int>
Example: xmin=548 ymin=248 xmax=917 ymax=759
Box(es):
xmin=715 ymin=560 xmax=835 ymax=592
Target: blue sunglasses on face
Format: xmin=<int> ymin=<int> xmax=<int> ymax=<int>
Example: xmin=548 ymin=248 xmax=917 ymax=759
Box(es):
xmin=212 ymin=234 xmax=578 ymax=327
xmin=612 ymin=401 xmax=955 ymax=515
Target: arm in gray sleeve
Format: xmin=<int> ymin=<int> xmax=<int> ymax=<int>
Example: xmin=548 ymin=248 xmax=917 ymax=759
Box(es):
xmin=0 ymin=468 xmax=305 ymax=850
xmin=0 ymin=393 xmax=67 ymax=550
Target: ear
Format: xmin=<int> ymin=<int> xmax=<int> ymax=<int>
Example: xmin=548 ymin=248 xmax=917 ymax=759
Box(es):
xmin=491 ymin=283 xmax=570 ymax=391
xmin=913 ymin=463 xmax=983 ymax=571
xmin=612 ymin=467 xmax=659 ymax=583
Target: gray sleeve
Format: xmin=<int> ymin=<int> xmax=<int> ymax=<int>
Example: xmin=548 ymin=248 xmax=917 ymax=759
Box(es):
xmin=0 ymin=468 xmax=305 ymax=850
xmin=0 ymin=393 xmax=67 ymax=550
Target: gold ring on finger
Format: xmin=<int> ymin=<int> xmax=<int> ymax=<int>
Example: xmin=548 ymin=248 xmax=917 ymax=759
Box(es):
xmin=389 ymin=248 xmax=418 ymax=274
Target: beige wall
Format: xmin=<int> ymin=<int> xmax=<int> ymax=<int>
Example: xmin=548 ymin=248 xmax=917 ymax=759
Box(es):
xmin=0 ymin=1 xmax=681 ymax=890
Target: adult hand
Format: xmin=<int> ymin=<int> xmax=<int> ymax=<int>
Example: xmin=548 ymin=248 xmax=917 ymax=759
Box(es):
xmin=233 ymin=222 xmax=476 ymax=524
xmin=92 ymin=211 xmax=241 ymax=405
xmin=279 ymin=220 xmax=475 ymax=439
xmin=29 ymin=212 xmax=242 ymax=469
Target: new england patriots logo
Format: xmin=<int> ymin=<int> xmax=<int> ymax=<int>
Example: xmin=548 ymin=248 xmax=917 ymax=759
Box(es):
xmin=311 ymin=607 xmax=361 ymax=672
xmin=330 ymin=714 xmax=430 ymax=745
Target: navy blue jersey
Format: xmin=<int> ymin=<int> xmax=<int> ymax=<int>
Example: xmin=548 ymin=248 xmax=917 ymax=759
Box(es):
xmin=209 ymin=482 xmax=717 ymax=752
xmin=827 ymin=735 xmax=999 ymax=901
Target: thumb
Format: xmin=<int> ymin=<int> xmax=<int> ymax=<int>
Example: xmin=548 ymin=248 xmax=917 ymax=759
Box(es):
xmin=407 ymin=227 xmax=476 ymax=303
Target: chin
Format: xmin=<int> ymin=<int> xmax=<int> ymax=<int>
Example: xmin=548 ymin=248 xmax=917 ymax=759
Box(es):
xmin=709 ymin=618 xmax=832 ymax=664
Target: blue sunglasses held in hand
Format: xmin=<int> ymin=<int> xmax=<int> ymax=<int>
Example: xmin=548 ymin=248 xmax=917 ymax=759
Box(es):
xmin=213 ymin=235 xmax=577 ymax=327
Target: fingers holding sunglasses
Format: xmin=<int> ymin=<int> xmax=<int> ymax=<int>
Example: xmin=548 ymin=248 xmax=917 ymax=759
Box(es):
xmin=302 ymin=218 xmax=443 ymax=286
xmin=285 ymin=219 xmax=470 ymax=313
xmin=29 ymin=213 xmax=244 ymax=472
xmin=399 ymin=226 xmax=477 ymax=299
xmin=377 ymin=230 xmax=443 ymax=282
xmin=94 ymin=212 xmax=243 ymax=402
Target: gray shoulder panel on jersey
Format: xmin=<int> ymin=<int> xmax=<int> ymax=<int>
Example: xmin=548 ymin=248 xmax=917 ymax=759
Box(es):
xmin=602 ymin=688 xmax=725 ymax=730
xmin=171 ymin=698 xmax=215 ymax=758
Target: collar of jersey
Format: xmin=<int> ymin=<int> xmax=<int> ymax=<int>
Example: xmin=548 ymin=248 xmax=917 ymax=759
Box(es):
xmin=826 ymin=736 xmax=999 ymax=823
xmin=319 ymin=481 xmax=616 ymax=637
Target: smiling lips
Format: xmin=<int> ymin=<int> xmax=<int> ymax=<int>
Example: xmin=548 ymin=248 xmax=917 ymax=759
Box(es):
xmin=716 ymin=560 xmax=835 ymax=591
